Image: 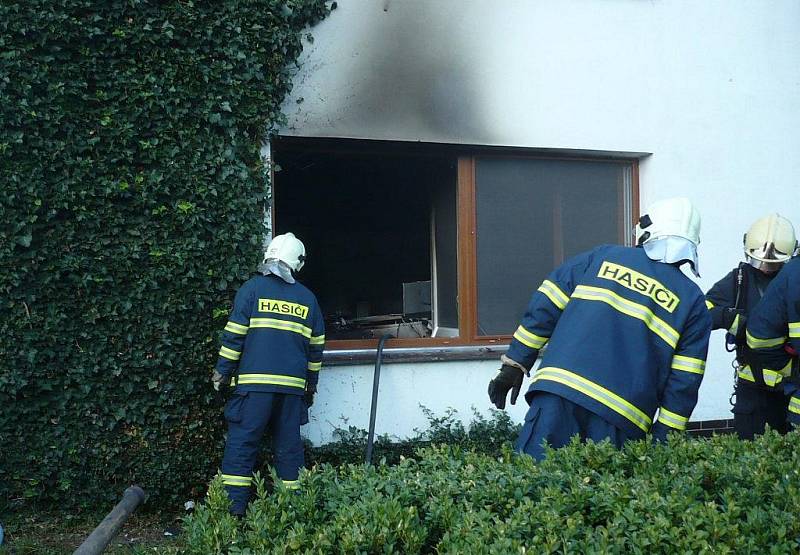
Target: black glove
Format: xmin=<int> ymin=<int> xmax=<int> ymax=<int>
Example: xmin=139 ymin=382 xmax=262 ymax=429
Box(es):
xmin=650 ymin=422 xmax=670 ymax=444
xmin=212 ymin=370 xmax=231 ymax=405
xmin=212 ymin=370 xmax=230 ymax=392
xmin=304 ymin=383 xmax=317 ymax=408
xmin=488 ymin=365 xmax=525 ymax=410
xmin=722 ymin=308 xmax=746 ymax=338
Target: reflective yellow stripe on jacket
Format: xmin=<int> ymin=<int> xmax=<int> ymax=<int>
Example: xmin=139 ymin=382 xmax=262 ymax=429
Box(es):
xmin=789 ymin=322 xmax=800 ymax=339
xmin=737 ymin=360 xmax=793 ymax=388
xmin=656 ymin=407 xmax=689 ymax=431
xmin=219 ymin=345 xmax=241 ymax=361
xmin=532 ymin=367 xmax=652 ymax=432
xmin=222 ymin=473 xmax=252 ymax=487
xmin=670 ymin=355 xmax=705 ymax=375
xmin=538 ymin=280 xmax=570 ymax=310
xmin=789 ymin=396 xmax=800 ymax=415
xmin=571 ymin=285 xmax=680 ymax=349
xmin=236 ymin=373 xmax=306 ymax=389
xmin=225 ymin=321 xmax=249 ymax=335
xmin=728 ymin=314 xmax=742 ymax=336
xmin=746 ymin=330 xmax=787 ymax=350
xmin=513 ymin=326 xmax=548 ymax=349
xmin=249 ymin=317 xmax=312 ymax=338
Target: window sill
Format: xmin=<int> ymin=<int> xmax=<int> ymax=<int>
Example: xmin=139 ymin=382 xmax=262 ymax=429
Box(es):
xmin=321 ymin=343 xmax=509 ymax=366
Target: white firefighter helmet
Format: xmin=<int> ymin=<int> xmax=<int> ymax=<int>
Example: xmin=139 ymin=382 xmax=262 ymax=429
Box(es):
xmin=264 ymin=232 xmax=306 ymax=272
xmin=743 ymin=214 xmax=797 ymax=272
xmin=635 ymin=197 xmax=701 ymax=247
xmin=635 ymin=197 xmax=702 ymax=276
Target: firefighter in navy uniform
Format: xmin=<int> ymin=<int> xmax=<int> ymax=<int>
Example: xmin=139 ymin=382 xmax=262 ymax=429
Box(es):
xmin=489 ymin=197 xmax=712 ymax=460
xmin=705 ymin=214 xmax=797 ymax=439
xmin=747 ymin=257 xmax=800 ymax=429
xmin=212 ymin=232 xmax=325 ymax=516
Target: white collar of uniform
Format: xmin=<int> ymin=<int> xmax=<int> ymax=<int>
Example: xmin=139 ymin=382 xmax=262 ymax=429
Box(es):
xmin=258 ymin=259 xmax=295 ymax=283
xmin=643 ymin=236 xmax=700 ymax=278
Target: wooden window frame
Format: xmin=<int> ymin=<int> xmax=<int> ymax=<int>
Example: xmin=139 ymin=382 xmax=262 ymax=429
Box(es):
xmin=458 ymin=154 xmax=640 ymax=345
xmin=271 ymin=139 xmax=640 ymax=350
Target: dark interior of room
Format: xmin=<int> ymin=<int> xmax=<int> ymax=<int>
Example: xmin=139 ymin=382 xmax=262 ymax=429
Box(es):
xmin=273 ymin=141 xmax=457 ymax=340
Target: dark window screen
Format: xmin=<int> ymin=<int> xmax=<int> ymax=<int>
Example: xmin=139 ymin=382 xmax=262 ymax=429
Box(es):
xmin=475 ymin=158 xmax=629 ymax=336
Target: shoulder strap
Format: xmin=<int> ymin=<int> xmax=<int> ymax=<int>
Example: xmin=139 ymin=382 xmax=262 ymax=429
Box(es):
xmin=732 ymin=263 xmax=751 ymax=360
xmin=733 ymin=262 xmax=747 ymax=310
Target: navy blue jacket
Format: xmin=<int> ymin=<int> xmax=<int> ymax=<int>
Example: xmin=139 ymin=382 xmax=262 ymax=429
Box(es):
xmin=506 ymin=245 xmax=711 ymax=439
xmin=746 ymin=258 xmax=800 ymax=406
xmin=706 ymin=263 xmax=773 ymax=334
xmin=215 ymin=274 xmax=325 ymax=395
xmin=705 ymin=263 xmax=776 ymax=385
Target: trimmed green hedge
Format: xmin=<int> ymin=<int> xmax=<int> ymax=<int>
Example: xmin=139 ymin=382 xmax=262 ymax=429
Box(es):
xmin=0 ymin=0 xmax=331 ymax=511
xmin=306 ymin=407 xmax=521 ymax=468
xmin=184 ymin=431 xmax=800 ymax=554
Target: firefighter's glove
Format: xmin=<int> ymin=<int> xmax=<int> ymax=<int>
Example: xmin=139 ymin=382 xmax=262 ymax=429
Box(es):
xmin=650 ymin=423 xmax=670 ymax=445
xmin=722 ymin=308 xmax=746 ymax=339
xmin=304 ymin=383 xmax=317 ymax=408
xmin=212 ymin=370 xmax=230 ymax=393
xmin=488 ymin=365 xmax=525 ymax=410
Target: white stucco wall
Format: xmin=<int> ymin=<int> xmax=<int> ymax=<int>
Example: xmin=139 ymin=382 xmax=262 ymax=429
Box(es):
xmin=305 ymin=360 xmax=528 ymax=445
xmin=279 ymin=0 xmax=800 ymax=444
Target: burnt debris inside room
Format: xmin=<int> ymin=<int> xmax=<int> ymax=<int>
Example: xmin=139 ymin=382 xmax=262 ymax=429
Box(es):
xmin=272 ymin=138 xmax=458 ymax=341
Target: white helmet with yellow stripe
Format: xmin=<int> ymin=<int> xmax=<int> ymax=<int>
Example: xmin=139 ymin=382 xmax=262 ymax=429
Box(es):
xmin=743 ymin=214 xmax=797 ymax=273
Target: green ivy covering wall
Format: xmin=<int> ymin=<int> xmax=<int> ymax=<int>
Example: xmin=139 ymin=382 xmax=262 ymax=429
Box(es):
xmin=0 ymin=0 xmax=331 ymax=511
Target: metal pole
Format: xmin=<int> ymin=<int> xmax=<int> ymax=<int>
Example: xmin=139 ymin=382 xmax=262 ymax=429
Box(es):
xmin=365 ymin=335 xmax=391 ymax=465
xmin=73 ymin=485 xmax=147 ymax=555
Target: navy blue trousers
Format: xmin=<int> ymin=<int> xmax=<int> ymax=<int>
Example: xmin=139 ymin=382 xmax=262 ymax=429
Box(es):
xmin=516 ymin=392 xmax=640 ymax=460
xmin=732 ymin=381 xmax=790 ymax=439
xmin=221 ymin=391 xmax=304 ymax=514
xmin=785 ymin=382 xmax=800 ymax=428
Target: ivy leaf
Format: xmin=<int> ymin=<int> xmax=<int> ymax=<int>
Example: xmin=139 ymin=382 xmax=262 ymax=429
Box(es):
xmin=15 ymin=234 xmax=32 ymax=247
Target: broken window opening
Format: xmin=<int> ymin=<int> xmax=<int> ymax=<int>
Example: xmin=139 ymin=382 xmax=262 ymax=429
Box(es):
xmin=273 ymin=142 xmax=458 ymax=342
